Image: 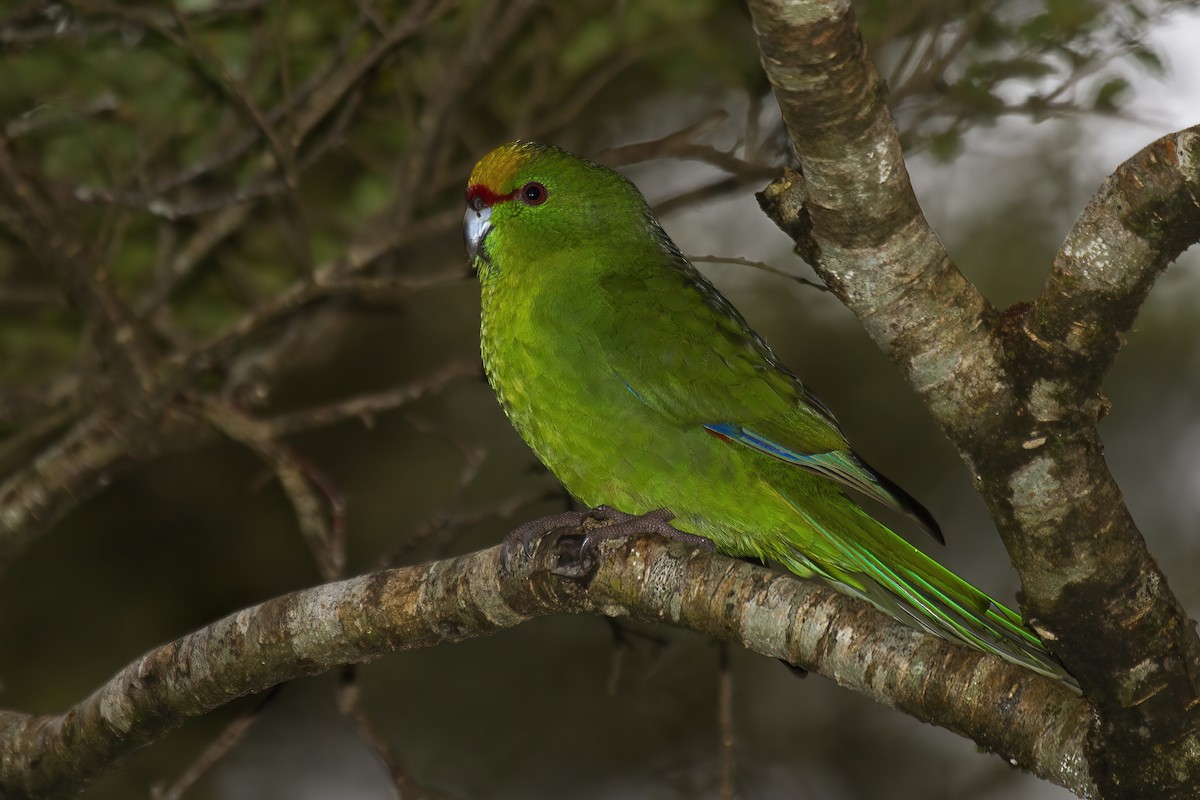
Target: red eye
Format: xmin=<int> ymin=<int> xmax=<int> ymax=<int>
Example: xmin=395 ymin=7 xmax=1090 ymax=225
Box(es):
xmin=520 ymin=181 xmax=547 ymax=206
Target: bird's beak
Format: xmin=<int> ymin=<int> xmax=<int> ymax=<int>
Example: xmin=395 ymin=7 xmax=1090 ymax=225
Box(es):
xmin=464 ymin=204 xmax=492 ymax=264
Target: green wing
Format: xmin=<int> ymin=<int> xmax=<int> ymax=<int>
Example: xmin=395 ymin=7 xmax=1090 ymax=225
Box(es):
xmin=595 ymin=259 xmax=942 ymax=542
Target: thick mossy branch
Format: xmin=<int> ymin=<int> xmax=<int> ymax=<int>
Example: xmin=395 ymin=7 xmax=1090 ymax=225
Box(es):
xmin=0 ymin=526 xmax=1093 ymax=799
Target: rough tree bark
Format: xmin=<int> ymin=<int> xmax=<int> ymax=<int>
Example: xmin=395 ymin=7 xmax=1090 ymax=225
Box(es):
xmin=0 ymin=529 xmax=1093 ymax=799
xmin=745 ymin=0 xmax=1200 ymax=798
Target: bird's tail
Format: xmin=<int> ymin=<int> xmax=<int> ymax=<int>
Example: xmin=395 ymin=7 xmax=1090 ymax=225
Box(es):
xmin=778 ymin=502 xmax=1076 ymax=688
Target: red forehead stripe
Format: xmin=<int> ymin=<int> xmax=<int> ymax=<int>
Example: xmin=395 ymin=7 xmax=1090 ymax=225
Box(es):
xmin=466 ymin=184 xmax=517 ymax=207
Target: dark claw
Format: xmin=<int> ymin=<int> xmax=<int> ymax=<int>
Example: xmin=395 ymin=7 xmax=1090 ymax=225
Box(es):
xmin=549 ymin=532 xmax=596 ymax=578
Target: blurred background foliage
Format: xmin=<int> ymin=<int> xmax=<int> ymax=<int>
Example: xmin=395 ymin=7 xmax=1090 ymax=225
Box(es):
xmin=0 ymin=1 xmax=1197 ymax=798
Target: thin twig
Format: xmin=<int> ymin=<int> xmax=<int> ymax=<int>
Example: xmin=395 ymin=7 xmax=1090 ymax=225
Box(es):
xmin=717 ymin=642 xmax=736 ymax=800
xmin=261 ymin=360 xmax=479 ymax=437
xmin=200 ymin=398 xmax=343 ymax=580
xmin=151 ymin=685 xmax=286 ymax=800
xmin=687 ymin=254 xmax=828 ymax=292
xmin=337 ymin=666 xmax=445 ymax=800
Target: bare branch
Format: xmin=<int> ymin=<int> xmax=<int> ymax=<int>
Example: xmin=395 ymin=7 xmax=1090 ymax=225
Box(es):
xmin=0 ymin=362 xmax=471 ymax=568
xmin=594 ymin=114 xmax=775 ymax=180
xmin=0 ymin=143 xmax=158 ymax=393
xmin=746 ymin=0 xmax=1011 ymax=439
xmin=0 ymin=527 xmax=1094 ymax=799
xmin=717 ymin=643 xmax=736 ymax=800
xmin=686 ymin=253 xmax=828 ymax=292
xmin=0 ymin=377 xmax=79 ymax=429
xmin=200 ymin=398 xmax=345 ymax=581
xmin=1030 ymin=126 xmax=1200 ymax=391
xmin=260 ymin=359 xmax=479 ymax=437
xmin=337 ymin=666 xmax=444 ymax=799
xmin=151 ymin=685 xmax=285 ymax=800
xmin=176 ymin=268 xmax=468 ymax=376
xmin=0 ymin=411 xmax=142 ymax=564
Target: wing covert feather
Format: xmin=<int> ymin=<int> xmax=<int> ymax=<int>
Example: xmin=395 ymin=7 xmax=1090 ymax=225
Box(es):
xmin=595 ymin=260 xmax=943 ymax=543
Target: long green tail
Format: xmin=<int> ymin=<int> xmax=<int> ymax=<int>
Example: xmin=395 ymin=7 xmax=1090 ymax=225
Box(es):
xmin=779 ymin=503 xmax=1077 ymax=688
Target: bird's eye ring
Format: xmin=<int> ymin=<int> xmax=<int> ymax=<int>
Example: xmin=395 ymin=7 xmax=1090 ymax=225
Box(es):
xmin=470 ymin=195 xmax=486 ymax=212
xmin=520 ymin=181 xmax=547 ymax=206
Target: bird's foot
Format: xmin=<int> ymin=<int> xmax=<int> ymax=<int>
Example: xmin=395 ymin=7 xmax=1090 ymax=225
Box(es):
xmin=501 ymin=505 xmax=715 ymax=560
xmin=580 ymin=506 xmax=716 ymax=552
xmin=502 ymin=509 xmax=596 ymax=558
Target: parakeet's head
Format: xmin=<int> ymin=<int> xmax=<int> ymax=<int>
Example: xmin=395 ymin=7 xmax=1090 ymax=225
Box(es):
xmin=464 ymin=141 xmax=664 ymax=281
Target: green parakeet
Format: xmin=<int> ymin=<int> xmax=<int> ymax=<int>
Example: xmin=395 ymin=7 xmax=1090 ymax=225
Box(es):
xmin=465 ymin=141 xmax=1070 ymax=684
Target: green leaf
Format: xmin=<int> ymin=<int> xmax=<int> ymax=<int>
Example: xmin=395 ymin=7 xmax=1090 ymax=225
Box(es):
xmin=1131 ymin=44 xmax=1165 ymax=74
xmin=1046 ymin=0 xmax=1100 ymax=30
xmin=1093 ymin=76 xmax=1130 ymax=112
xmin=928 ymin=130 xmax=962 ymax=162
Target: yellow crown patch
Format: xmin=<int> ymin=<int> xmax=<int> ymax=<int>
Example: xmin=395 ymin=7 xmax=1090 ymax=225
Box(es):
xmin=468 ymin=141 xmax=543 ymax=192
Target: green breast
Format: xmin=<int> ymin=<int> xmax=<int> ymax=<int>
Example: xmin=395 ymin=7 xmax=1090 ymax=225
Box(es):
xmin=480 ymin=273 xmax=635 ymax=502
xmin=478 ymin=269 xmax=799 ymax=563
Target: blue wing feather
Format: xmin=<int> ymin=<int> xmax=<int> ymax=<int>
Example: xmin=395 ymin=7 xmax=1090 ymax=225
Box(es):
xmin=702 ymin=422 xmax=944 ymax=545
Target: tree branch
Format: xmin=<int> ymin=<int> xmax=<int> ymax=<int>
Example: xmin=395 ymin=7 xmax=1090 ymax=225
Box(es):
xmin=1030 ymin=127 xmax=1200 ymax=391
xmin=745 ymin=0 xmax=1200 ymax=797
xmin=0 ymin=365 xmax=473 ymax=569
xmin=0 ymin=411 xmax=144 ymax=561
xmin=747 ymin=0 xmax=1013 ymax=432
xmin=0 ymin=526 xmax=1093 ymax=799
xmin=1013 ymin=125 xmax=1200 ymax=795
xmin=0 ymin=142 xmax=158 ymax=395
